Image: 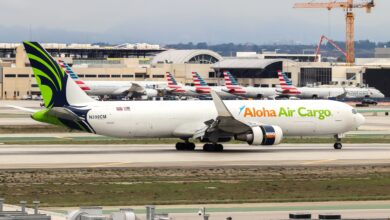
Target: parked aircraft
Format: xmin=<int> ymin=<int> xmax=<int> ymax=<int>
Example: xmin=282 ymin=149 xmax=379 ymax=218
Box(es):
xmin=191 ymin=72 xmax=239 ymax=99
xmin=17 ymin=42 xmax=365 ymax=152
xmin=277 ymin=72 xmax=385 ymax=99
xmin=58 ymin=59 xmax=164 ymax=99
xmin=165 ymin=72 xmax=199 ymax=97
xmin=222 ymin=71 xmax=277 ymax=99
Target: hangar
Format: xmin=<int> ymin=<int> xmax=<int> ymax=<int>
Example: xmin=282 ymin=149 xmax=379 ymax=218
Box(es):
xmin=212 ymin=58 xmax=285 ymax=87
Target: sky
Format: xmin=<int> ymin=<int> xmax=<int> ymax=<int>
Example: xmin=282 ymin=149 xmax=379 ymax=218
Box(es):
xmin=0 ymin=0 xmax=388 ymax=44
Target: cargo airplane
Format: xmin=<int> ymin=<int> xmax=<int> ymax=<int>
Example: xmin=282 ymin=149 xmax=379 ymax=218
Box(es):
xmin=14 ymin=42 xmax=365 ymax=151
xmin=58 ymin=59 xmax=165 ymax=99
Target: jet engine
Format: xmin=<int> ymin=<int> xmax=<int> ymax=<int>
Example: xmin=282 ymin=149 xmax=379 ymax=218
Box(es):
xmin=235 ymin=125 xmax=283 ymax=146
xmin=144 ymin=89 xmax=158 ymax=98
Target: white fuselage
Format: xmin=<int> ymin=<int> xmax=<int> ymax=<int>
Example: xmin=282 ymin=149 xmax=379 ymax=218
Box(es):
xmin=298 ymin=87 xmax=385 ymax=99
xmin=242 ymin=87 xmax=277 ymax=99
xmin=170 ymin=86 xmax=239 ymax=99
xmin=83 ymin=81 xmax=167 ymax=97
xmin=84 ymin=100 xmax=363 ymax=139
xmin=84 ymin=81 xmax=131 ymax=96
xmin=209 ymin=86 xmax=241 ymax=99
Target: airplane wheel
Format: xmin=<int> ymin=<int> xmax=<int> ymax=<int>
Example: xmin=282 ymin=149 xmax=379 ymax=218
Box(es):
xmin=334 ymin=143 xmax=342 ymax=150
xmin=203 ymin=144 xmax=224 ymax=152
xmin=203 ymin=144 xmax=211 ymax=152
xmin=186 ymin=143 xmax=196 ymax=151
xmin=216 ymin=144 xmax=224 ymax=152
xmin=176 ymin=142 xmax=185 ymax=151
xmin=176 ymin=142 xmax=195 ymax=151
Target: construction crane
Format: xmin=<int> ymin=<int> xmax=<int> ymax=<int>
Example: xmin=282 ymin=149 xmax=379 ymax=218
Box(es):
xmin=315 ymin=35 xmax=347 ymax=62
xmin=293 ymin=0 xmax=375 ymax=65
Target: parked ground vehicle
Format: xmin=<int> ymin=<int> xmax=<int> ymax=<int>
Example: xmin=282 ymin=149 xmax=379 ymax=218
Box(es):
xmin=362 ymin=98 xmax=378 ymax=106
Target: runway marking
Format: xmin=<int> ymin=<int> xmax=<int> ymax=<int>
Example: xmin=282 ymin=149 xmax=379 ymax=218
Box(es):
xmin=301 ymin=159 xmax=337 ymax=165
xmin=89 ymin=162 xmax=128 ymax=168
xmin=55 ymin=136 xmax=72 ymax=140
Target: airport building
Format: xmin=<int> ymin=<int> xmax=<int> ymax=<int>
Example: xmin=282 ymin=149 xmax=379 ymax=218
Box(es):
xmin=0 ymin=43 xmax=388 ymax=100
xmin=236 ymin=51 xmax=319 ymax=62
xmin=375 ymin=47 xmax=390 ymax=58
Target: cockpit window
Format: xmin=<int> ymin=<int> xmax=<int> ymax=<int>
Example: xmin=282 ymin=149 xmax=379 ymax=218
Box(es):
xmin=352 ymin=109 xmax=358 ymax=114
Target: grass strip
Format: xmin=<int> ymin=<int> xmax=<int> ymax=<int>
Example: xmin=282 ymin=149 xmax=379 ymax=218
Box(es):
xmin=0 ymin=166 xmax=389 ymax=207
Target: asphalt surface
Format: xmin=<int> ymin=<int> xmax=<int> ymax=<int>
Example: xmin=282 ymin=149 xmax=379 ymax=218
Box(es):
xmin=0 ymin=144 xmax=389 ymax=169
xmin=42 ymin=201 xmax=390 ymax=220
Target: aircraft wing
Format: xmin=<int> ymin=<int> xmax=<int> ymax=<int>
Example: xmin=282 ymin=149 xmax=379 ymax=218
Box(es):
xmin=112 ymin=83 xmax=148 ymax=96
xmin=193 ymin=91 xmax=253 ymax=141
xmin=111 ymin=87 xmax=134 ymax=96
xmin=128 ymin=83 xmax=146 ymax=93
xmin=334 ymin=87 xmax=348 ymax=99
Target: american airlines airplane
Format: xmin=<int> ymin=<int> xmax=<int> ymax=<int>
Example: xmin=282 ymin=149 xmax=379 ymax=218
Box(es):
xmin=278 ymin=72 xmax=385 ymax=99
xmin=165 ymin=72 xmax=238 ymax=99
xmin=222 ymin=71 xmax=277 ymax=99
xmin=191 ymin=72 xmax=239 ymax=99
xmin=15 ymin=42 xmax=365 ymax=152
xmin=165 ymin=72 xmax=199 ymax=97
xmin=58 ymin=60 xmax=165 ymax=99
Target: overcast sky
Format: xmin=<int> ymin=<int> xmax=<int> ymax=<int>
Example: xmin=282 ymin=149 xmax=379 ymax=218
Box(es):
xmin=0 ymin=0 xmax=387 ymax=44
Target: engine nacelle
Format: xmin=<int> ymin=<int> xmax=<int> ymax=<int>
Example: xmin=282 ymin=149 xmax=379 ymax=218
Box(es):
xmin=144 ymin=89 xmax=158 ymax=98
xmin=236 ymin=125 xmax=283 ymax=146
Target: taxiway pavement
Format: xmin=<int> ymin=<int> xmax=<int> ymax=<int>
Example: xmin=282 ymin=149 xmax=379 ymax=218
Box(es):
xmin=0 ymin=144 xmax=389 ymax=169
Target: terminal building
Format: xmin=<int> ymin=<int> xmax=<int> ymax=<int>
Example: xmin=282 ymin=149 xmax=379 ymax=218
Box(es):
xmin=0 ymin=43 xmax=388 ymax=100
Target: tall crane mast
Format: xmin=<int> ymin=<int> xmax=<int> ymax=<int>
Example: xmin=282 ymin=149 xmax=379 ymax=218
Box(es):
xmin=293 ymin=0 xmax=375 ymax=65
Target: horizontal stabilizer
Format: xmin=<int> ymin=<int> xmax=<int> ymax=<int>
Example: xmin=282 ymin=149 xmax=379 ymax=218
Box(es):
xmin=7 ymin=105 xmax=38 ymax=113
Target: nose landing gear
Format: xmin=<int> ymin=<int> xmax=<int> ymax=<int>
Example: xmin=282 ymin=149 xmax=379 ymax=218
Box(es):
xmin=334 ymin=134 xmax=343 ymax=150
xmin=334 ymin=142 xmax=342 ymax=150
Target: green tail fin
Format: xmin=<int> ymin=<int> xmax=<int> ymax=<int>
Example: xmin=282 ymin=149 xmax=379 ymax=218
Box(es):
xmin=23 ymin=41 xmax=94 ymax=108
xmin=23 ymin=41 xmax=69 ymax=108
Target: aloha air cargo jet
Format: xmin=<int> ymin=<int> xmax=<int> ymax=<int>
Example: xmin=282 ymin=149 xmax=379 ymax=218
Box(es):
xmin=58 ymin=59 xmax=165 ymax=99
xmin=16 ymin=42 xmax=365 ymax=151
xmin=222 ymin=71 xmax=277 ymax=99
xmin=278 ymin=72 xmax=384 ymax=99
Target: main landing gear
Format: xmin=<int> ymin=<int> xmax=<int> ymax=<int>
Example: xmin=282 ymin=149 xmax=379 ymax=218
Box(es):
xmin=203 ymin=143 xmax=224 ymax=152
xmin=334 ymin=134 xmax=343 ymax=150
xmin=175 ymin=140 xmax=196 ymax=151
xmin=175 ymin=142 xmax=225 ymax=152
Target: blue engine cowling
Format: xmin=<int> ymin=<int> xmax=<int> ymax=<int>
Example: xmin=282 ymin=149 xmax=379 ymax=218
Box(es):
xmin=236 ymin=125 xmax=283 ymax=146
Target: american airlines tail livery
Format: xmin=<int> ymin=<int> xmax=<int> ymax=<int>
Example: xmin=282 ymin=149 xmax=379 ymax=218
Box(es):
xmin=165 ymin=72 xmax=199 ymax=97
xmin=57 ymin=59 xmax=163 ymax=99
xmin=191 ymin=72 xmax=238 ymax=99
xmin=223 ymin=71 xmax=277 ymax=99
xmin=18 ymin=42 xmax=365 ymax=151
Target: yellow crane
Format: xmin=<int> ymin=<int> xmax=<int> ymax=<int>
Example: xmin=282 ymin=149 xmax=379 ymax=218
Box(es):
xmin=293 ymin=0 xmax=375 ymax=65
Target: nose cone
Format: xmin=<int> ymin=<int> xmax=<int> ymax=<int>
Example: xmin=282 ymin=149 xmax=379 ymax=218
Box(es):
xmin=355 ymin=113 xmax=366 ymax=128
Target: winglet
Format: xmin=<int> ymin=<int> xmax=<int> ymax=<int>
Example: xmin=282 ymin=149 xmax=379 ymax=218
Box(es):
xmin=210 ymin=90 xmax=232 ymax=117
